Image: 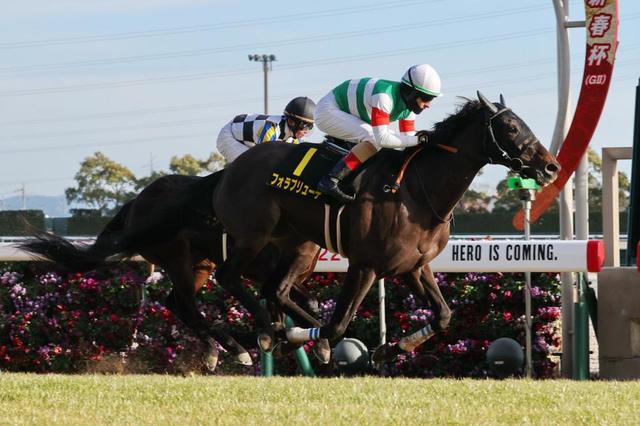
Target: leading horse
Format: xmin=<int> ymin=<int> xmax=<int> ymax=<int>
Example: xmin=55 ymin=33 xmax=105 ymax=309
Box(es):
xmin=212 ymin=92 xmax=560 ymax=360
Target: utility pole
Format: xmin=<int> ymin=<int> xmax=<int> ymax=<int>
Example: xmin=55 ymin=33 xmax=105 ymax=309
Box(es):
xmin=248 ymin=54 xmax=276 ymax=114
xmin=20 ymin=183 xmax=26 ymax=210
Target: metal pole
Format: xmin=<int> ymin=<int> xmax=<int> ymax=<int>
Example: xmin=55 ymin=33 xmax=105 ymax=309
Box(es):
xmin=553 ymin=0 xmax=575 ymax=379
xmin=572 ymin=272 xmax=589 ymax=380
xmin=627 ymin=78 xmax=640 ymax=266
xmin=575 ymin=154 xmax=590 ymax=241
xmin=263 ymin=59 xmax=269 ymax=114
xmin=573 ymin=153 xmax=590 ymax=380
xmin=378 ymin=279 xmax=386 ymax=346
xmin=523 ymin=193 xmax=533 ymax=378
xmin=248 ymin=54 xmax=276 ymax=115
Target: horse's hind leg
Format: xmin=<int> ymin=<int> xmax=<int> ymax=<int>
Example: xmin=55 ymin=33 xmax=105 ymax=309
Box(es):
xmin=415 ymin=265 xmax=451 ymax=331
xmin=192 ymin=262 xmax=252 ymax=365
xmin=164 ymin=271 xmax=219 ymax=371
xmin=163 ymin=249 xmax=247 ymax=372
xmin=216 ymin=243 xmax=277 ymax=352
xmin=372 ymin=265 xmax=451 ymax=364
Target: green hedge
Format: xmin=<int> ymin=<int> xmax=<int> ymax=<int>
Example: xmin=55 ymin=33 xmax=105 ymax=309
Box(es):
xmin=451 ymin=211 xmax=627 ymax=235
xmin=0 ymin=210 xmax=45 ymax=236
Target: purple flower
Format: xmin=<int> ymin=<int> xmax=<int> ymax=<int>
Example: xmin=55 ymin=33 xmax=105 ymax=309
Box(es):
xmin=447 ymin=339 xmax=470 ymax=354
xmin=10 ymin=284 xmax=26 ymax=298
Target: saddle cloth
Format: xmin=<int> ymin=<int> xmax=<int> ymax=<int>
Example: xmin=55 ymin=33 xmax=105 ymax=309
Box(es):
xmin=268 ymin=141 xmax=349 ymax=199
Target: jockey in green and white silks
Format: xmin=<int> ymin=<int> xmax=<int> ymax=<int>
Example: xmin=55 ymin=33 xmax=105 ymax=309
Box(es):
xmin=315 ymin=64 xmax=442 ymax=203
xmin=217 ymin=97 xmax=316 ymax=164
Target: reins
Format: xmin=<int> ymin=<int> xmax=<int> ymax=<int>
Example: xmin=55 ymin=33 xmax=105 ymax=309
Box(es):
xmin=380 ymin=104 xmax=525 ymax=223
xmin=383 ymin=143 xmax=459 ymax=195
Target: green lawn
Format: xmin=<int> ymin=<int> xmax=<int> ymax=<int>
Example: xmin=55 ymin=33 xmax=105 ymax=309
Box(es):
xmin=0 ymin=374 xmax=639 ymax=425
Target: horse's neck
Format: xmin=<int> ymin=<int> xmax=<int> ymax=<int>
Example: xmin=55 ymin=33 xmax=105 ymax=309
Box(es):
xmin=408 ymin=125 xmax=486 ymax=220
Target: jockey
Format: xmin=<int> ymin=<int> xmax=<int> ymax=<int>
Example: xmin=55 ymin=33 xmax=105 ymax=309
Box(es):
xmin=315 ymin=64 xmax=442 ymax=203
xmin=217 ymin=96 xmax=316 ymax=164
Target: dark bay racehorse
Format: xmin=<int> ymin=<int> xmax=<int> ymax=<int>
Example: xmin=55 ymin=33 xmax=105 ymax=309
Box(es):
xmin=19 ymin=172 xmax=326 ymax=370
xmin=212 ymin=92 xmax=560 ymax=360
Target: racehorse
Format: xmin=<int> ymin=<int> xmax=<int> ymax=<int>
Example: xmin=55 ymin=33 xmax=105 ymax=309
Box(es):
xmin=212 ymin=92 xmax=561 ymax=360
xmin=18 ymin=172 xmax=327 ymax=370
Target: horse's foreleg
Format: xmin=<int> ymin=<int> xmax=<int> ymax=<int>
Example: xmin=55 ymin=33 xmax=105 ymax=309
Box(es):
xmin=216 ymin=245 xmax=276 ymax=352
xmin=287 ymin=267 xmax=377 ymax=345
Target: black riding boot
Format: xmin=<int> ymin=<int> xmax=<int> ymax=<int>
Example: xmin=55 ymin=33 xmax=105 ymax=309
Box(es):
xmin=316 ymin=158 xmax=356 ymax=203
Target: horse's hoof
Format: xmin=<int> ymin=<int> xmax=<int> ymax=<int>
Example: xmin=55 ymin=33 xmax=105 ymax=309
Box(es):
xmin=257 ymin=332 xmax=274 ymax=352
xmin=203 ymin=347 xmax=219 ymax=372
xmin=372 ymin=342 xmax=402 ymax=365
xmin=271 ymin=321 xmax=285 ymax=332
xmin=313 ymin=338 xmax=331 ymax=364
xmin=272 ymin=341 xmax=296 ymax=359
xmin=233 ymin=351 xmax=253 ymax=366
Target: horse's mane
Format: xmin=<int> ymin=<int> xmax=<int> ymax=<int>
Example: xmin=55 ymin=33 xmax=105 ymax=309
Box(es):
xmin=429 ymin=98 xmax=481 ymax=144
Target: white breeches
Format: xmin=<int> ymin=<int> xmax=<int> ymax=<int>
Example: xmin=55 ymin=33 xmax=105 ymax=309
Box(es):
xmin=315 ymin=93 xmax=380 ymax=149
xmin=216 ymin=122 xmax=250 ymax=164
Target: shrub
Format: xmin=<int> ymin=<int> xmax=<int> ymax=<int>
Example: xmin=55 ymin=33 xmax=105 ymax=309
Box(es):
xmin=0 ymin=263 xmax=561 ymax=377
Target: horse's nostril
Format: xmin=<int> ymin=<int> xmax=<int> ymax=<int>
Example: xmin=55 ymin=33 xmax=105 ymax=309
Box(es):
xmin=546 ymin=162 xmax=560 ymax=175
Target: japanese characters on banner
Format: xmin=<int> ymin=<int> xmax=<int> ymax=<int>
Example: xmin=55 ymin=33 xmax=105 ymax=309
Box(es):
xmin=513 ymin=0 xmax=619 ymax=230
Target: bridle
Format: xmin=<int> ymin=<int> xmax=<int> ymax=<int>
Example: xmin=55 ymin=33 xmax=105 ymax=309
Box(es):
xmin=480 ymin=106 xmax=537 ymax=173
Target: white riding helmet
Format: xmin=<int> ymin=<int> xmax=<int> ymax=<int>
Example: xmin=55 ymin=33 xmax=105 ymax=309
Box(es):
xmin=401 ymin=64 xmax=443 ymax=98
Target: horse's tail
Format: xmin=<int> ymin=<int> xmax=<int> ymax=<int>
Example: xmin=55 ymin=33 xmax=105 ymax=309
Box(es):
xmin=19 ymin=170 xmax=225 ymax=272
xmin=18 ymin=201 xmax=136 ymax=272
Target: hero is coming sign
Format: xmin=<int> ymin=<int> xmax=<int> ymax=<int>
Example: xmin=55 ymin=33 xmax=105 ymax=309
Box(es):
xmin=513 ymin=0 xmax=619 ymax=230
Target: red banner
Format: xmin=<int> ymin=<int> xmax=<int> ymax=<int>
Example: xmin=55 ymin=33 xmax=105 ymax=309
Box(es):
xmin=513 ymin=0 xmax=619 ymax=230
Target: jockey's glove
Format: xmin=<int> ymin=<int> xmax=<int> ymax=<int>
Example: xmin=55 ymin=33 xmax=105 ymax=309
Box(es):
xmin=415 ymin=130 xmax=430 ymax=145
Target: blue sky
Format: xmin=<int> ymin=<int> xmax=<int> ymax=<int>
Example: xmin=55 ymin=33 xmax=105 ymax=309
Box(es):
xmin=1 ymin=0 xmax=638 ymax=202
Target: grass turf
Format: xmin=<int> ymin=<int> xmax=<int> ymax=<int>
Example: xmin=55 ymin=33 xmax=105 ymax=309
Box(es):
xmin=1 ymin=374 xmax=639 ymax=425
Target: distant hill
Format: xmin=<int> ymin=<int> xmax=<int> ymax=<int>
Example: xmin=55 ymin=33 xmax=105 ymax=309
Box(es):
xmin=0 ymin=195 xmax=70 ymax=217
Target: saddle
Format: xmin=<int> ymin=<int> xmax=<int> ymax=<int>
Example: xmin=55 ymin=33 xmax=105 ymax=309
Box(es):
xmin=268 ymin=137 xmax=416 ymax=200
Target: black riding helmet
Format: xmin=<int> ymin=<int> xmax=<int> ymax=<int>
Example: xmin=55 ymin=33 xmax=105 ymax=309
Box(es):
xmin=284 ymin=97 xmax=316 ymax=132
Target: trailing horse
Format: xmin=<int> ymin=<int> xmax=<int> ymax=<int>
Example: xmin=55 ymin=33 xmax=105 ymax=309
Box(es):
xmin=212 ymin=92 xmax=561 ymax=361
xmin=19 ymin=172 xmax=326 ymax=370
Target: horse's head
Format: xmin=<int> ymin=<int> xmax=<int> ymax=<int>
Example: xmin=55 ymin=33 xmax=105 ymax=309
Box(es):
xmin=477 ymin=91 xmax=560 ymax=187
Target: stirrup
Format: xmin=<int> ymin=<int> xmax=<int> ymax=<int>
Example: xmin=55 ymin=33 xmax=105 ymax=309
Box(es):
xmin=318 ymin=179 xmax=355 ymax=203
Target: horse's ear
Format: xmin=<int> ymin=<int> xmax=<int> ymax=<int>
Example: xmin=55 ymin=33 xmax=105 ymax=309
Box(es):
xmin=500 ymin=94 xmax=506 ymax=106
xmin=477 ymin=91 xmax=498 ymax=113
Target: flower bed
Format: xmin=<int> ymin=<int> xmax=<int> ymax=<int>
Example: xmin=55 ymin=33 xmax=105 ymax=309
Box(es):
xmin=0 ymin=263 xmax=561 ymax=377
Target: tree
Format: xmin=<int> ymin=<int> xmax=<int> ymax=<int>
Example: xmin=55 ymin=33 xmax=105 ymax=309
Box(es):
xmin=455 ymin=189 xmax=491 ymax=213
xmin=65 ymin=152 xmax=137 ymax=215
xmin=492 ymin=172 xmax=527 ymax=213
xmin=169 ymin=152 xmax=226 ymax=176
xmin=491 ymin=147 xmax=630 ymax=213
xmin=586 ymin=147 xmax=630 ymax=212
